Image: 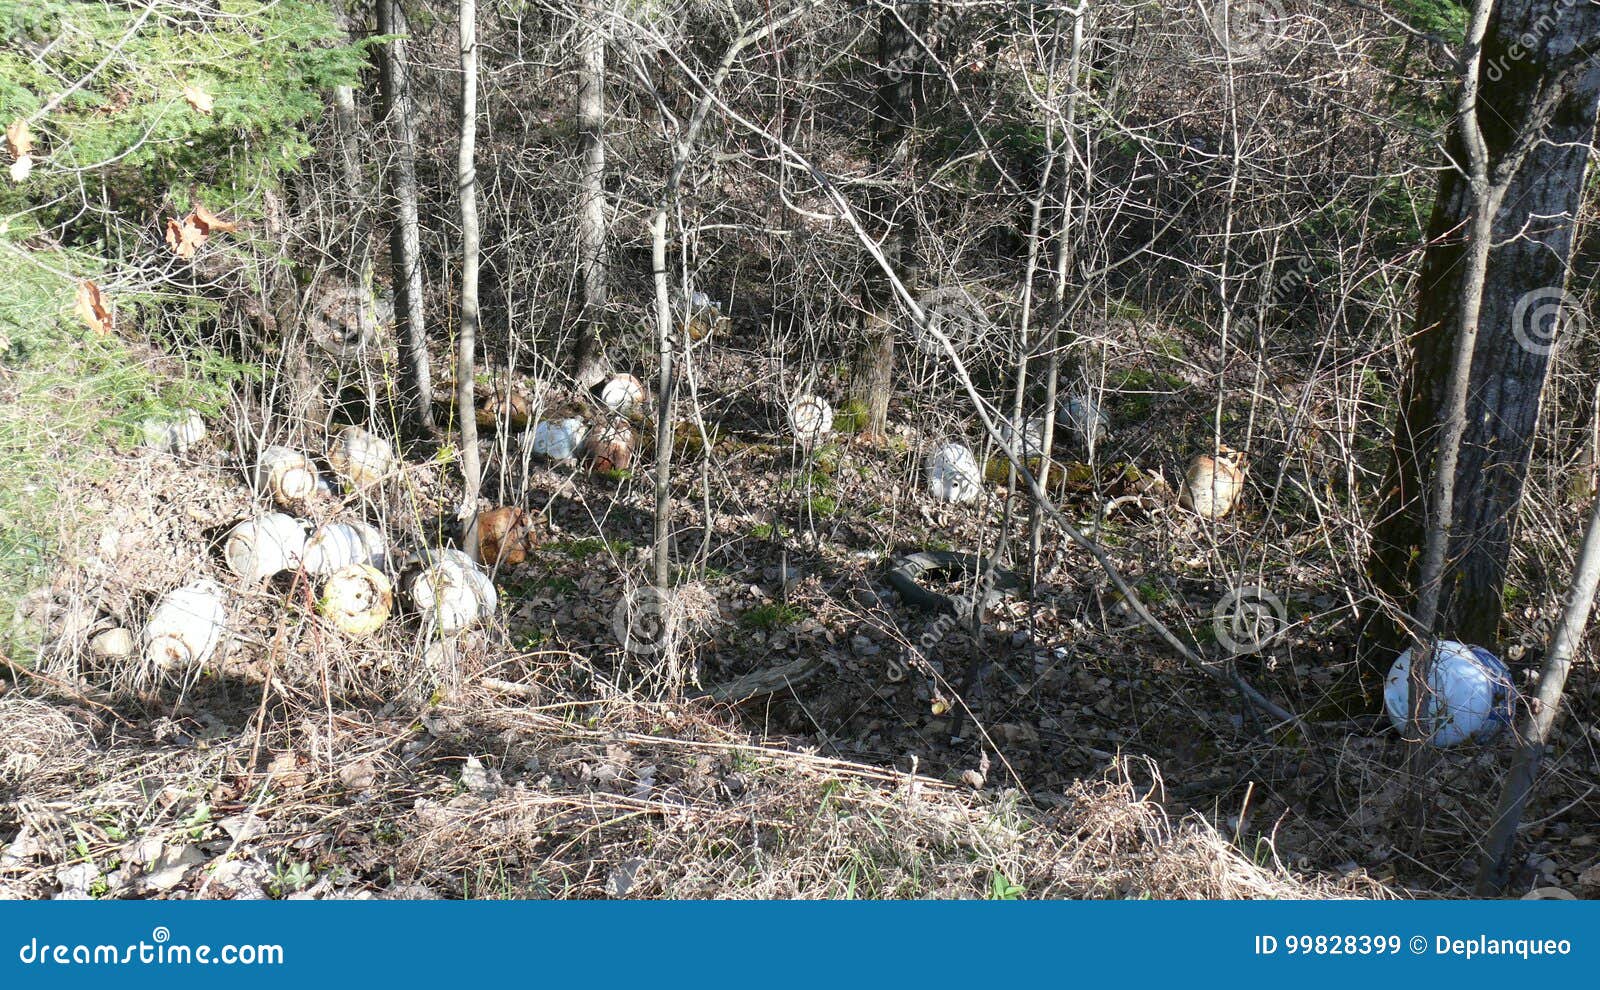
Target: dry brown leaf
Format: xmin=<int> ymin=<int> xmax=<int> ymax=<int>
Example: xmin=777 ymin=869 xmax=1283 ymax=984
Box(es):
xmin=163 ymin=203 xmax=238 ymax=258
xmin=164 ymin=217 xmax=203 ymax=259
xmin=5 ymin=119 xmax=32 ymax=159
xmin=190 ymin=202 xmax=238 ymax=234
xmin=73 ymin=280 xmax=113 ymax=335
xmin=8 ymin=154 xmax=32 ymax=184
xmin=181 ymin=84 xmax=214 ymax=115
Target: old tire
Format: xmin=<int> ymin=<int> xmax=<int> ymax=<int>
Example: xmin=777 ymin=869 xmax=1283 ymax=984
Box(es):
xmin=886 ymin=551 xmax=1018 ymax=624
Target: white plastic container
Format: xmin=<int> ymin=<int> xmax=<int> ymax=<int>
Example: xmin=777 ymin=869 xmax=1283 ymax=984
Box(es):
xmin=926 ymin=442 xmax=983 ymax=503
xmin=1384 ymin=640 xmax=1514 ymax=747
xmin=302 ymin=521 xmax=387 ymax=575
xmin=223 ymin=513 xmax=306 ymax=582
xmin=253 ymin=446 xmax=319 ymax=507
xmin=318 ymin=564 xmax=393 ymax=637
xmin=529 ymin=418 xmax=587 ymax=461
xmin=1000 ymin=417 xmax=1046 ymax=459
xmin=787 ymin=395 xmax=833 ymax=446
xmin=405 ymin=549 xmax=497 ymax=635
xmin=142 ymin=580 xmax=227 ymax=670
xmin=1060 ymin=392 xmax=1109 ymax=449
xmin=327 ymin=425 xmax=395 ymax=487
xmin=600 ymin=375 xmax=645 ymax=417
xmin=141 ymin=409 xmax=206 ymax=454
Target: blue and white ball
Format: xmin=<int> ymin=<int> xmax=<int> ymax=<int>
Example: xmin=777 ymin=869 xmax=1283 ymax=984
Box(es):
xmin=1384 ymin=640 xmax=1514 ymax=747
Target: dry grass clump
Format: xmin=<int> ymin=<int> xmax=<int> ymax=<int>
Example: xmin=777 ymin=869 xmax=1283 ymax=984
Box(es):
xmin=383 ymin=697 xmax=1384 ymax=900
xmin=0 ymin=696 xmax=92 ymax=786
xmin=0 ymin=684 xmax=1381 ymax=900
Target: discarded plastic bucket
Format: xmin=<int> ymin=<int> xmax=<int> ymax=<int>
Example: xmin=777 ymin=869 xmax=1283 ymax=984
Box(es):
xmin=1060 ymin=392 xmax=1109 ymax=449
xmin=327 ymin=425 xmax=395 ymax=487
xmin=1385 ymin=640 xmax=1514 ymax=747
xmin=529 ymin=418 xmax=587 ymax=461
xmin=318 ymin=564 xmax=393 ymax=637
xmin=142 ymin=580 xmax=226 ymax=670
xmin=1000 ymin=416 xmax=1047 ymax=459
xmin=583 ymin=421 xmax=634 ymax=472
xmin=253 ymin=446 xmax=319 ymax=507
xmin=141 ymin=409 xmax=206 ymax=454
xmin=926 ymin=442 xmax=982 ymax=503
xmin=1180 ymin=449 xmax=1245 ymax=519
xmin=303 ymin=521 xmax=387 ymax=575
xmin=600 ymin=374 xmax=646 ymax=417
xmin=223 ymin=512 xmax=306 ymax=582
xmin=787 ymin=395 xmax=833 ymax=446
xmin=405 ymin=549 xmax=496 ymax=635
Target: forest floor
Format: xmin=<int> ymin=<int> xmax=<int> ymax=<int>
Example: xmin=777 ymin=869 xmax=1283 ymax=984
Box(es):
xmin=4 ymin=290 xmax=1599 ymax=900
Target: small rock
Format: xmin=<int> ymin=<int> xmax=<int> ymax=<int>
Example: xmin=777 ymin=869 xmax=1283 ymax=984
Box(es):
xmin=339 ymin=757 xmax=377 ymax=792
xmin=605 ymin=858 xmax=646 ymax=898
xmin=55 ymin=862 xmax=99 ymax=900
xmin=850 ymin=634 xmax=878 ymax=657
xmin=1 ymin=830 xmax=43 ymax=867
xmin=142 ymin=844 xmax=207 ymax=892
xmin=91 ymin=627 xmax=135 ymax=658
xmin=218 ymin=814 xmax=264 ymax=842
xmin=460 ymin=756 xmax=500 ymax=798
xmin=122 ymin=835 xmax=164 ymax=866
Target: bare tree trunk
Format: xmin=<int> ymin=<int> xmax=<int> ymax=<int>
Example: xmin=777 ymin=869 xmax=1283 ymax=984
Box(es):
xmin=1368 ymin=0 xmax=1600 ymax=661
xmin=455 ymin=0 xmax=482 ymax=534
xmin=571 ymin=6 xmax=610 ymax=389
xmin=850 ymin=3 xmax=921 ymax=436
xmin=377 ymin=0 xmax=435 ymax=436
xmin=331 ymin=84 xmax=369 ymax=279
xmin=1475 ymin=492 xmax=1600 ymax=893
xmin=641 ymin=10 xmax=810 ymax=589
xmin=1032 ymin=5 xmax=1088 ymax=570
xmin=1402 ymin=0 xmax=1498 ymax=832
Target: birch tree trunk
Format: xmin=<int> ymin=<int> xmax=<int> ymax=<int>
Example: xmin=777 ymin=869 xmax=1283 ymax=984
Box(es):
xmin=377 ymin=0 xmax=436 ymax=436
xmin=456 ymin=0 xmax=482 ymax=532
xmin=571 ymin=6 xmax=610 ymax=389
